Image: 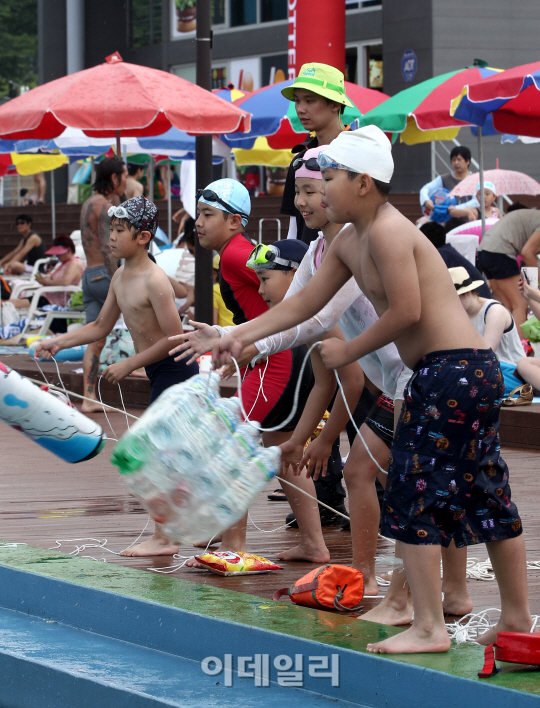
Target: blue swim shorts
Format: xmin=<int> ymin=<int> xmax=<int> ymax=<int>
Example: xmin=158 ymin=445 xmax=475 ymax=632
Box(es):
xmin=381 ymin=348 xmax=522 ymax=548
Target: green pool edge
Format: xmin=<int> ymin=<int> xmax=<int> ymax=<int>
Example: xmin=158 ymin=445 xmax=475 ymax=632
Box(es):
xmin=0 ymin=540 xmax=538 ymax=696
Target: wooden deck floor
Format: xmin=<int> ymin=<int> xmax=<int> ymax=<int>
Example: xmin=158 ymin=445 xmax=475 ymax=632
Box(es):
xmin=2 ymin=403 xmax=540 ymax=619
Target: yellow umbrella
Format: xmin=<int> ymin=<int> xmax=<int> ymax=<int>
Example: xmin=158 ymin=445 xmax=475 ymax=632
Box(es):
xmin=233 ymin=137 xmax=293 ymax=167
xmin=11 ymin=152 xmax=68 ymax=175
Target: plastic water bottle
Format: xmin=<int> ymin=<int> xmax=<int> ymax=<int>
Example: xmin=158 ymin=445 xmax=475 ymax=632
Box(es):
xmin=110 ymin=372 xmax=282 ymax=544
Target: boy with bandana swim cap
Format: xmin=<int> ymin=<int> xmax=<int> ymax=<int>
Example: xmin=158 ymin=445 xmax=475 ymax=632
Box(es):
xmin=36 ymin=196 xmax=199 ymax=556
xmin=212 ymin=126 xmax=533 ymax=655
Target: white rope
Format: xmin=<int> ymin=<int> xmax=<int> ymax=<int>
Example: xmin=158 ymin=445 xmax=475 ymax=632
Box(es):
xmin=245 ymin=358 xmax=269 ymax=419
xmin=248 ymin=512 xmax=296 ymax=533
xmin=148 ymin=533 xmax=220 ymax=575
xmin=26 ymin=372 xmax=139 ymax=419
xmin=48 ymin=517 xmax=151 ymax=559
xmin=230 ymin=342 xmax=388 ymax=476
xmin=446 ymin=608 xmax=540 ymax=643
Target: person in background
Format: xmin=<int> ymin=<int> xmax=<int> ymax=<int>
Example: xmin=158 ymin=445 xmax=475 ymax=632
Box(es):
xmin=419 ymin=221 xmax=491 ymax=298
xmin=477 ymin=208 xmax=540 ymax=338
xmin=125 ymin=163 xmax=145 ymax=200
xmin=280 ymin=62 xmax=354 ymax=244
xmin=33 ymin=172 xmax=46 ymax=204
xmin=20 ymin=188 xmax=34 ymax=206
xmin=9 ymin=235 xmax=85 ymax=334
xmin=212 ymin=254 xmax=234 ymax=327
xmin=419 ymin=145 xmax=473 ymax=216
xmin=0 ymin=214 xmax=46 ymax=275
xmin=516 ymin=277 xmax=540 ymax=393
xmin=78 ymin=156 xmax=127 ymax=413
xmin=448 ymin=181 xmax=502 ymax=222
xmin=450 ymin=266 xmax=525 ymax=395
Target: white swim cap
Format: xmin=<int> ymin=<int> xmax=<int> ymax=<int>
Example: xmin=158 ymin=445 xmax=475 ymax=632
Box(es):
xmin=320 ymin=125 xmax=394 ymax=184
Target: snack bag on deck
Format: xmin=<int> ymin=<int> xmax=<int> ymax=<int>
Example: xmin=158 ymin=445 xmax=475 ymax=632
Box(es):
xmin=194 ymin=550 xmax=282 ymax=576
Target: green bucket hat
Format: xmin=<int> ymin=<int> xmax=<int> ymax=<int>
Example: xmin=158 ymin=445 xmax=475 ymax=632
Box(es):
xmin=281 ymin=62 xmax=354 ymax=108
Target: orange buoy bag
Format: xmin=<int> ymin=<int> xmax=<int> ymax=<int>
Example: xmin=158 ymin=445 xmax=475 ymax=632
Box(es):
xmin=273 ymin=564 xmax=364 ymax=612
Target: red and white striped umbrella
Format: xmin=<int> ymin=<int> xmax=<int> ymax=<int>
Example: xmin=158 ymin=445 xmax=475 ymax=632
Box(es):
xmin=450 ymin=168 xmax=540 ymax=196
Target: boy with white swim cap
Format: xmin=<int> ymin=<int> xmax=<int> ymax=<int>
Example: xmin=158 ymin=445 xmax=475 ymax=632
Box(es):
xmin=213 ymin=126 xmax=532 ymax=655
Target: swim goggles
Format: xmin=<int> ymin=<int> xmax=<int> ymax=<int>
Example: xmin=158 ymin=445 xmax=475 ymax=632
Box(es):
xmin=107 ymin=205 xmax=130 ymax=219
xmin=196 ymin=188 xmax=250 ymax=221
xmin=246 ymin=243 xmax=301 ymax=271
xmin=317 ymin=153 xmax=355 ymax=171
xmin=108 ymin=199 xmax=149 ymax=230
xmin=292 ymin=156 xmax=320 ymax=172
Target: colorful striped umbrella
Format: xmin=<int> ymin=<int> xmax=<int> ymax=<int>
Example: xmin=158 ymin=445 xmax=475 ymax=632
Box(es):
xmin=359 ymin=64 xmax=501 ymax=144
xmin=452 ymin=61 xmax=540 ymax=137
xmin=223 ymin=79 xmax=388 ymax=150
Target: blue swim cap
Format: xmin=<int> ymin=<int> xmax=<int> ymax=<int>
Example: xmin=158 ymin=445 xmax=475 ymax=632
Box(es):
xmin=198 ymin=178 xmax=251 ymax=227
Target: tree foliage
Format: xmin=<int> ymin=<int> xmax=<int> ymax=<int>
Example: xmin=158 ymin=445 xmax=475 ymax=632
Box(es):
xmin=0 ymin=0 xmax=38 ymax=100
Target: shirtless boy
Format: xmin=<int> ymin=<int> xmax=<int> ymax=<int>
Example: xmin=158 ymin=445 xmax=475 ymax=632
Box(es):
xmin=79 ymin=157 xmax=127 ymax=413
xmin=214 ymin=126 xmax=533 ymax=654
xmin=36 ymin=196 xmax=198 ymax=555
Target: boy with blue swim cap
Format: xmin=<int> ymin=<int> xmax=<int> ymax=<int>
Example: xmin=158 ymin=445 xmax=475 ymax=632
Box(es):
xmin=169 ymin=178 xmax=330 ymax=565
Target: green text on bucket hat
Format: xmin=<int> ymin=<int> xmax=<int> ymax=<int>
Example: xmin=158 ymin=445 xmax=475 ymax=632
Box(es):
xmin=282 ymin=63 xmax=354 ymax=108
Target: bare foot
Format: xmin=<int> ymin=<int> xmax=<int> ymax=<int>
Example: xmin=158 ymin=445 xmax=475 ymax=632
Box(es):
xmin=362 ymin=581 xmax=381 ymax=597
xmin=367 ymin=624 xmax=451 ymax=654
xmin=193 ymin=536 xmax=222 ymax=548
xmin=121 ymin=536 xmax=179 ymax=557
xmin=442 ymin=590 xmax=473 ymax=617
xmin=185 ymin=557 xmax=205 ymax=568
xmin=276 ymin=543 xmax=330 ymax=563
xmin=130 ymin=367 xmax=148 ymax=379
xmin=360 ymin=593 xmax=413 ymax=626
xmin=477 ymin=615 xmax=537 ymax=646
xmin=81 ymin=401 xmax=106 ymax=414
xmin=352 ymin=567 xmax=379 ymax=597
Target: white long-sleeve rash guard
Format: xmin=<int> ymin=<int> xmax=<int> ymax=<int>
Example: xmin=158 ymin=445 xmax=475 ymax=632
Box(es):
xmin=250 ymin=232 xmax=408 ymax=398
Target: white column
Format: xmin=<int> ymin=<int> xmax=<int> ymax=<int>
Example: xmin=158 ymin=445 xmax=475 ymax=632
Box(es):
xmin=66 ymin=0 xmax=85 ymax=75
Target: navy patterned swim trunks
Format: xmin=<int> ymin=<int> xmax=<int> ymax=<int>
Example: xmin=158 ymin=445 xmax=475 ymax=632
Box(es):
xmin=381 ymin=348 xmax=522 ymax=548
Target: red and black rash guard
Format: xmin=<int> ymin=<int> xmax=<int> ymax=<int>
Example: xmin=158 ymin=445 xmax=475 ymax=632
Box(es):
xmin=218 ymin=233 xmax=267 ymax=325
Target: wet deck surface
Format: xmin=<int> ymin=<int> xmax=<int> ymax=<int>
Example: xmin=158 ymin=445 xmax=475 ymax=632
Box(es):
xmin=2 ymin=401 xmax=540 ymax=619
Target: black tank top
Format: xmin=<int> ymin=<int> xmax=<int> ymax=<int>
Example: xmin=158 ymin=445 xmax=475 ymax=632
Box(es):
xmin=23 ymin=232 xmax=46 ymax=265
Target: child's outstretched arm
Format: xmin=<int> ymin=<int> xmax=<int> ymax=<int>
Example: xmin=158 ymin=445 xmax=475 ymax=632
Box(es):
xmin=318 ymin=224 xmax=421 ymax=370
xmin=213 ymin=242 xmax=353 ymax=366
xmin=35 ymin=274 xmax=121 ymax=360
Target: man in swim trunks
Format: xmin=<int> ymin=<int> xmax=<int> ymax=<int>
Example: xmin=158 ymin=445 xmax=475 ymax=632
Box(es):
xmin=79 ymin=157 xmax=128 ymax=413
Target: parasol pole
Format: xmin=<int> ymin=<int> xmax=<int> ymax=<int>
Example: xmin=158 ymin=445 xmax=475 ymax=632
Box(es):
xmin=168 ymin=157 xmax=172 ymax=242
xmin=194 ymin=0 xmax=213 ymax=325
xmin=115 ymin=130 xmax=121 ymax=157
xmin=51 ymin=167 xmax=56 ymax=240
xmin=477 ymin=126 xmax=486 ymax=240
xmin=148 ymin=155 xmax=154 ymax=203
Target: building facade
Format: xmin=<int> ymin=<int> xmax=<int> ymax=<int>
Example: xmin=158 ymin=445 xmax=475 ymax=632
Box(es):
xmin=38 ymin=0 xmax=540 ymax=193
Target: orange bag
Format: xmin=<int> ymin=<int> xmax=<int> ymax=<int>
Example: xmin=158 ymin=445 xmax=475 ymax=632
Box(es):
xmin=273 ymin=564 xmax=364 ymax=613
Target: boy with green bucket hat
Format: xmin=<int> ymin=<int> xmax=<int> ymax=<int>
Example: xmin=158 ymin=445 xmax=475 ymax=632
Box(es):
xmin=280 ymin=62 xmax=352 ymax=246
xmin=280 ymin=62 xmax=355 ymax=521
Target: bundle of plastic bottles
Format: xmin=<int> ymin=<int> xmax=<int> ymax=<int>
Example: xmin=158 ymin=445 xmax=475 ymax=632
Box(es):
xmin=111 ymin=372 xmax=281 ymax=544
